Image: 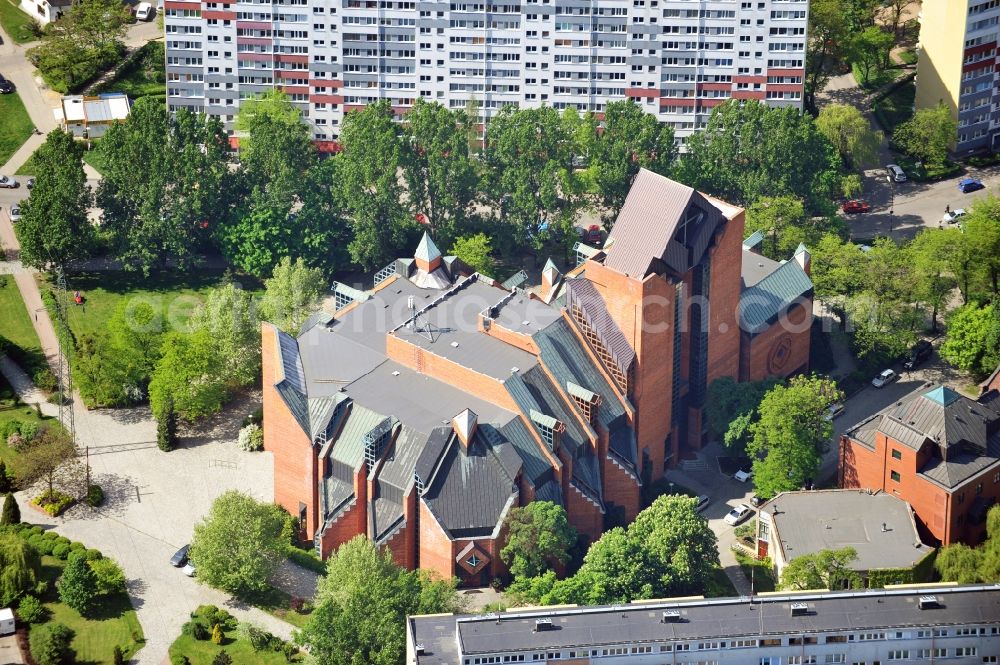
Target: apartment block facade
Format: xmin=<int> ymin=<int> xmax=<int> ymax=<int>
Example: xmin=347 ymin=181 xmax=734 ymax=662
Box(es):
xmin=163 ymin=0 xmax=807 ymax=145
xmin=916 ymin=0 xmax=1000 ymax=154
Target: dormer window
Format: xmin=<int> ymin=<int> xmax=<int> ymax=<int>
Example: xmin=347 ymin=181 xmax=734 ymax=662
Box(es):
xmin=529 ymin=409 xmax=564 ymax=449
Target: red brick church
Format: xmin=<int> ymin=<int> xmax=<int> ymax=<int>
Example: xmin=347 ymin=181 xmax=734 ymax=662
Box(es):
xmin=261 ymin=170 xmax=813 ymax=585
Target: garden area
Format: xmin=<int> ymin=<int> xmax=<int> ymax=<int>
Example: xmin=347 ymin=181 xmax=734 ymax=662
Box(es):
xmin=0 ymin=275 xmax=50 ymax=382
xmin=1 ymin=523 xmax=143 ymax=665
xmin=873 ymin=78 xmax=915 ymax=135
xmin=168 ymin=605 xmax=300 ymax=665
xmin=0 ymin=91 xmax=34 ymax=166
xmin=734 ymin=550 xmax=776 ymax=593
xmin=0 ymin=0 xmax=37 ymax=44
xmin=93 ymin=41 xmax=166 ymax=101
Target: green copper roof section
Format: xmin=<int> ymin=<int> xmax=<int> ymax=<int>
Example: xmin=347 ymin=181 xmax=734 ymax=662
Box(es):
xmin=924 ymin=385 xmax=960 ymax=406
xmin=743 ymin=230 xmax=765 ymax=249
xmin=566 ymin=381 xmax=597 ymax=403
xmin=415 ymin=231 xmax=442 ymax=263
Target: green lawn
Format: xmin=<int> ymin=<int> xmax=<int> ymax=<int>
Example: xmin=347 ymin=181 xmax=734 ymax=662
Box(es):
xmin=14 ymin=148 xmax=39 ymax=175
xmin=0 ymin=275 xmax=47 ymax=375
xmin=874 ymin=79 xmax=915 ymax=134
xmin=852 ymin=63 xmax=906 ymax=91
xmin=0 ymin=91 xmax=34 ymax=167
xmin=246 ymin=587 xmax=312 ymax=629
xmin=33 ymin=555 xmax=145 ymax=664
xmin=93 ymin=41 xmax=166 ymax=100
xmin=705 ymin=567 xmax=739 ymax=598
xmin=169 ymin=608 xmax=301 ymax=665
xmin=0 ymin=401 xmax=56 ymax=466
xmin=38 ymin=270 xmax=259 ymax=341
xmin=897 ymin=48 xmax=918 ymax=66
xmin=82 ymin=143 xmax=108 ymax=175
xmin=734 ymin=551 xmax=777 ymax=593
xmin=0 ymin=0 xmax=37 ymax=44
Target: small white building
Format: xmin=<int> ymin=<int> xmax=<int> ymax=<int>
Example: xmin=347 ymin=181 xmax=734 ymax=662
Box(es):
xmin=0 ymin=608 xmax=15 ymax=636
xmin=54 ymin=93 xmax=132 ymax=139
xmin=18 ymin=0 xmax=71 ymax=25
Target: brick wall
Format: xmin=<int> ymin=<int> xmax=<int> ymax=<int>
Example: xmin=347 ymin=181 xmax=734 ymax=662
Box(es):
xmin=419 ymin=500 xmax=455 ymax=581
xmin=705 ymin=209 xmax=744 ymax=386
xmin=744 ymin=298 xmax=812 ymax=382
xmin=261 ymin=324 xmax=319 ymax=539
xmin=565 ymin=483 xmax=604 ymax=542
xmin=480 ymin=314 xmax=541 ymax=355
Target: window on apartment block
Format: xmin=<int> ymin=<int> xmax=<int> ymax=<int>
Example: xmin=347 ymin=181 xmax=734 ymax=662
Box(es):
xmin=890 ymin=471 xmax=901 ymax=482
xmin=891 ymin=449 xmax=902 ymax=460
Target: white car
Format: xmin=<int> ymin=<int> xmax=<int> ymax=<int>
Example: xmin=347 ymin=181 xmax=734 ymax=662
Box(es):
xmin=9 ymin=205 xmax=21 ymax=222
xmin=182 ymin=561 xmax=196 ymax=577
xmin=942 ymin=208 xmax=966 ymax=224
xmin=0 ymin=175 xmax=18 ymax=189
xmin=886 ymin=164 xmax=907 ymax=183
xmin=734 ymin=469 xmax=752 ymax=483
xmin=724 ymin=504 xmax=753 ymax=526
xmin=824 ymin=403 xmax=845 ymax=421
xmin=135 ymin=1 xmax=153 ymax=20
xmin=694 ymin=495 xmax=710 ymax=512
xmin=872 ymin=369 xmax=899 ymax=388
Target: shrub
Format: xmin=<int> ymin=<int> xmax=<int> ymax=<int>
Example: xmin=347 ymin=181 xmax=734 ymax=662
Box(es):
xmin=69 ymin=542 xmax=84 ymax=551
xmin=17 ymin=594 xmax=47 ymax=623
xmin=52 ymin=543 xmax=70 ymax=560
xmin=171 ymin=654 xmax=191 ymax=665
xmin=55 ymin=536 xmax=70 ymax=547
xmin=34 ymin=537 xmax=55 ymax=556
xmin=29 ymin=622 xmax=74 ymax=665
xmin=212 ymin=651 xmax=233 ymax=665
xmin=7 ymin=433 xmax=26 ymax=452
xmin=182 ymin=620 xmax=209 ymax=641
xmin=0 ymin=421 xmax=20 ymax=442
xmin=237 ymin=423 xmax=263 ymax=452
xmin=113 ymin=645 xmax=124 ymax=665
xmin=19 ymin=421 xmax=39 ymax=442
xmin=84 ymin=548 xmax=103 ymax=561
xmin=31 ymin=490 xmax=75 ymax=517
xmin=86 ymin=484 xmax=104 ymax=507
xmin=29 ymin=526 xmax=44 ymax=536
xmin=90 ymin=557 xmax=127 ymax=595
xmin=34 ymin=580 xmax=48 ymax=596
xmin=33 ymin=368 xmax=58 ymax=393
xmin=210 ymin=623 xmax=224 ymax=645
xmin=237 ymin=622 xmax=274 ymax=652
xmin=281 ymin=642 xmax=297 ymax=662
xmin=27 ymin=534 xmax=46 ymax=551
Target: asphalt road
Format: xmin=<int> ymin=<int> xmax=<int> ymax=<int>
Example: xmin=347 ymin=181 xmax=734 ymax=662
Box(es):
xmin=845 ymin=164 xmax=1000 ymax=241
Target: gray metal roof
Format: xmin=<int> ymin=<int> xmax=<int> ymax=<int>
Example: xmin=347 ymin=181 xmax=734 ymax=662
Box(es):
xmin=498 ymin=418 xmax=553 ymax=485
xmin=738 ymin=258 xmax=813 ymax=334
xmin=603 ymin=169 xmax=727 ymax=278
xmin=884 ymin=385 xmax=996 ymax=452
xmin=377 ymin=425 xmax=427 ymax=492
xmin=410 ymin=585 xmax=1000 ymax=664
xmin=532 ymin=318 xmax=628 ymax=428
xmin=741 ymin=248 xmax=783 ymax=288
xmin=329 ymin=403 xmax=387 ymax=467
xmin=492 ymin=292 xmax=564 ymax=332
xmin=422 ymin=431 xmax=520 ymax=538
xmin=343 ymin=360 xmax=516 ymax=436
xmin=393 ymin=278 xmax=539 ymax=381
xmin=763 ymin=490 xmax=930 ymax=572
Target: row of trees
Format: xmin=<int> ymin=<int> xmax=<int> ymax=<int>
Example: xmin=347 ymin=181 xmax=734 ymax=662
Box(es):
xmin=936 ymin=505 xmax=1000 ymax=583
xmin=18 ymin=95 xmax=857 ymax=282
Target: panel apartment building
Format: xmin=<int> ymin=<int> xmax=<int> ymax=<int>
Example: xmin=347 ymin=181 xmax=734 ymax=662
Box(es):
xmin=163 ymin=0 xmax=807 ymax=145
xmin=916 ymin=0 xmax=1000 ymax=154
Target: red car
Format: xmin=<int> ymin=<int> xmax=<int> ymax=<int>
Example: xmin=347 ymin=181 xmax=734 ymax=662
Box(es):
xmin=842 ymin=200 xmax=871 ymax=214
xmin=586 ymin=224 xmax=603 ymax=245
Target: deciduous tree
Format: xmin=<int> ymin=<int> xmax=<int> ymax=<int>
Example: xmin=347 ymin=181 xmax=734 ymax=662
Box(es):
xmin=191 ymin=282 xmax=261 ymax=388
xmin=258 ymin=257 xmax=326 ymax=335
xmin=148 ymin=330 xmax=227 ymax=421
xmin=704 ymin=377 xmax=779 ymax=455
xmin=28 ymin=622 xmax=73 ymax=665
xmin=58 ymin=551 xmax=99 ymax=615
xmin=297 ymin=536 xmax=461 ymax=665
xmin=909 ymin=230 xmax=959 ymax=333
xmin=815 ymin=104 xmax=882 ymax=170
xmin=14 ymin=130 xmax=92 ymax=271
xmin=779 ymin=547 xmax=861 ymax=590
xmin=940 ymin=303 xmax=1000 ymax=379
xmin=892 ymin=103 xmax=958 ymax=167
xmin=847 ymin=27 xmax=894 ymax=87
xmin=805 ymin=0 xmax=850 ymax=113
xmin=501 ymin=501 xmax=577 ymax=580
xmin=11 ymin=427 xmax=77 ymax=496
xmin=744 ymin=196 xmax=808 ymax=261
xmin=190 ymin=491 xmax=288 ymax=597
xmin=448 ymin=234 xmax=494 ymax=278
xmin=747 ymin=376 xmax=842 ymax=499
xmin=936 ymin=505 xmax=1000 ymax=583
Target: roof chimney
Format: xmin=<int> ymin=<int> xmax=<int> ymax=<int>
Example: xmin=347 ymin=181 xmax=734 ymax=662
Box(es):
xmin=452 ymin=409 xmax=478 ymax=449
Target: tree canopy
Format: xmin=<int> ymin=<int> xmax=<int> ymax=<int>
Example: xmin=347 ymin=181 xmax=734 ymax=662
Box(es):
xmin=747 ymin=376 xmax=843 ymax=499
xmin=936 ymin=505 xmax=1000 ymax=583
xmin=0 ymin=531 xmax=40 ymax=607
xmin=190 ymin=491 xmax=290 ymax=597
xmin=258 ymin=257 xmax=326 ymax=335
xmin=892 ymin=103 xmax=958 ymax=167
xmin=815 ymin=104 xmax=882 ymax=171
xmin=448 ymin=234 xmax=494 ymax=278
xmin=14 ymin=129 xmax=92 ymax=271
xmin=940 ymin=303 xmax=1000 ymax=380
xmin=296 ymin=536 xmax=462 ymax=665
xmin=501 ymin=501 xmax=578 ymax=580
xmin=779 ymin=547 xmax=861 ymax=591
xmin=704 ymin=377 xmax=779 ymax=455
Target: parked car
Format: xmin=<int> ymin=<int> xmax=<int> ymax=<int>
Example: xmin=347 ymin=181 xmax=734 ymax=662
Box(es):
xmin=824 ymin=402 xmax=845 ymax=421
xmin=886 ymin=164 xmax=907 ymax=183
xmin=170 ymin=544 xmax=190 ymax=567
xmin=694 ymin=495 xmax=710 ymax=512
xmin=734 ymin=469 xmax=752 ymax=483
xmin=0 ymin=76 xmax=14 ymax=94
xmin=25 ymin=178 xmax=34 ymax=190
xmin=942 ymin=208 xmax=966 ymax=224
xmin=871 ymin=369 xmax=899 ymax=388
xmin=959 ymin=178 xmax=985 ymax=193
xmin=586 ymin=224 xmax=603 ymax=246
xmin=0 ymin=175 xmax=18 ymax=189
xmin=724 ymin=503 xmax=753 ymax=526
xmin=135 ymin=2 xmax=154 ymax=20
xmin=9 ymin=205 xmax=21 ymax=222
xmin=749 ymin=495 xmax=766 ymax=508
xmin=842 ymin=200 xmax=870 ymax=214
xmin=903 ymin=339 xmax=933 ymax=370
xmin=182 ymin=562 xmax=196 ymax=577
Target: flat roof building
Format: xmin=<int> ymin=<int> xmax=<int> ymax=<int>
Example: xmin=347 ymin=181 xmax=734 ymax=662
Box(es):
xmin=54 ymin=93 xmax=132 ymax=139
xmin=407 ymin=584 xmax=1000 ymax=665
xmin=755 ymin=490 xmax=932 ymax=584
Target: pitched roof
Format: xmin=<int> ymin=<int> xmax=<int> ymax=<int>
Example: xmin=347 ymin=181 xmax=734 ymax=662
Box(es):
xmin=743 ymin=230 xmax=765 ymax=251
xmin=415 ymin=231 xmax=442 ymax=264
xmin=563 ymin=278 xmax=635 ymax=376
xmin=738 ymin=258 xmax=813 ymax=334
xmin=602 ymin=169 xmax=727 ymax=278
